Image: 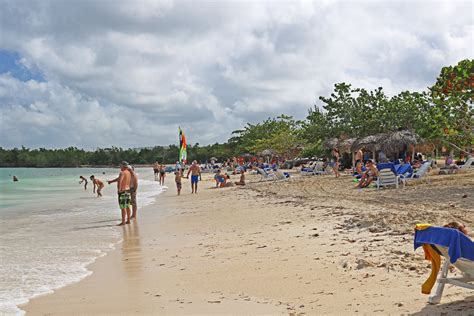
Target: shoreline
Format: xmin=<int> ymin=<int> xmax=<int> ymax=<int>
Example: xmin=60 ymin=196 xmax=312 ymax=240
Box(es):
xmin=21 ymin=171 xmax=474 ymax=314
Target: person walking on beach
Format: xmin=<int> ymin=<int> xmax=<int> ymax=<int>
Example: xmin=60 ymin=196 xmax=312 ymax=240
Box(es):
xmin=90 ymin=175 xmax=104 ymax=197
xmin=117 ymin=162 xmax=132 ymax=226
xmin=79 ymin=176 xmax=88 ymax=190
xmin=153 ymin=161 xmax=159 ymax=181
xmin=175 ymin=169 xmax=182 ymax=195
xmin=332 ymin=148 xmax=341 ymax=178
xmin=159 ymin=164 xmax=166 ymax=186
xmin=109 ymin=164 xmax=139 ymax=220
xmin=186 ymin=160 xmax=201 ymax=194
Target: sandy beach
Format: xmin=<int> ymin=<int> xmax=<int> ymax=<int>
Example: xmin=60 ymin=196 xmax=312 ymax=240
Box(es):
xmin=22 ymin=169 xmax=474 ymax=315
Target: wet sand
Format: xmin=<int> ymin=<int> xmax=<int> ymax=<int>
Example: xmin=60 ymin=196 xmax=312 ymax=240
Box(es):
xmin=22 ymin=169 xmax=474 ymax=315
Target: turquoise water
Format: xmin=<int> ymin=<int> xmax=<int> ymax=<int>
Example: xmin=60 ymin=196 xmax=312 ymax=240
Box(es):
xmin=0 ymin=168 xmax=161 ymax=315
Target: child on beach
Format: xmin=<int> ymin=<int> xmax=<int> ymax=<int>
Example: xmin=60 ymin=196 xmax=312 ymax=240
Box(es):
xmin=90 ymin=175 xmax=104 ymax=197
xmin=234 ymin=170 xmax=246 ymax=185
xmin=79 ymin=176 xmax=88 ymax=190
xmin=175 ymin=169 xmax=182 ymax=195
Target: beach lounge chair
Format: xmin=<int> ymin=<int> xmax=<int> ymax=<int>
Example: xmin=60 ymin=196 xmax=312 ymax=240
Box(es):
xmin=275 ymin=170 xmax=291 ymax=181
xmin=459 ymin=157 xmax=474 ymax=169
xmin=256 ymin=168 xmax=277 ymax=181
xmin=302 ymin=161 xmax=327 ymax=176
xmin=376 ymin=163 xmax=399 ymax=189
xmin=414 ymin=225 xmax=474 ymax=304
xmin=400 ymin=161 xmax=431 ymax=185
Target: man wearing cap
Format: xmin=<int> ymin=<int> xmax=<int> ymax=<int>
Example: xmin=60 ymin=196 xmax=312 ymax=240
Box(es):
xmin=186 ymin=160 xmax=201 ymax=194
xmin=108 ymin=161 xmax=132 ymax=225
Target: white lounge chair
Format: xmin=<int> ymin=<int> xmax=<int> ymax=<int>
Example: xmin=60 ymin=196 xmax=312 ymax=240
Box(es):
xmin=376 ymin=168 xmax=399 ymax=189
xmin=401 ymin=161 xmax=431 ymax=185
xmin=414 ymin=226 xmax=474 ymax=304
xmin=301 ymin=161 xmax=327 ymax=176
xmin=275 ymin=170 xmax=291 ymax=181
xmin=256 ymin=168 xmax=277 ymax=181
xmin=428 ymin=246 xmax=474 ymax=304
xmin=459 ymin=157 xmax=474 ymax=169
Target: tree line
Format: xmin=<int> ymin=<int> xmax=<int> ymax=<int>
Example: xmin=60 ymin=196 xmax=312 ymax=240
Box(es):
xmin=1 ymin=59 xmax=472 ymax=167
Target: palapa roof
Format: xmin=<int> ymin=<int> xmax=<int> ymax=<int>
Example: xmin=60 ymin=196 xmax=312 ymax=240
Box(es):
xmin=351 ymin=133 xmax=387 ymax=152
xmin=323 ymin=138 xmax=339 ymax=149
xmin=380 ymin=130 xmax=418 ymax=154
xmin=260 ymin=149 xmax=275 ymax=156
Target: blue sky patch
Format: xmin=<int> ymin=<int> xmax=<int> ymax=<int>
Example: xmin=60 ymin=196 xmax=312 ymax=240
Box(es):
xmin=0 ymin=49 xmax=45 ymax=82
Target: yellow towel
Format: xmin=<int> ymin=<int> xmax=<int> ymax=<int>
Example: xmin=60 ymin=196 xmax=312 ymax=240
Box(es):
xmin=415 ymin=223 xmax=432 ymax=231
xmin=421 ymin=244 xmax=441 ymax=294
xmin=414 ymin=224 xmax=440 ymax=294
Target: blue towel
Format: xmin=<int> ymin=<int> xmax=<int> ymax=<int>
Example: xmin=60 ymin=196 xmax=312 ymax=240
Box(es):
xmin=414 ymin=226 xmax=474 ymax=263
xmin=377 ymin=162 xmax=397 ymax=174
xmin=397 ymin=164 xmax=412 ymax=176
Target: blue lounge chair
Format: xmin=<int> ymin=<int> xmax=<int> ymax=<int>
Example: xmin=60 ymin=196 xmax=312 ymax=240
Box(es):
xmin=414 ymin=226 xmax=474 ymax=304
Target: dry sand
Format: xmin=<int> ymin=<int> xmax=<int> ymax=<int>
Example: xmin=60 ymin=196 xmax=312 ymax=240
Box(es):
xmin=22 ymin=168 xmax=474 ymax=315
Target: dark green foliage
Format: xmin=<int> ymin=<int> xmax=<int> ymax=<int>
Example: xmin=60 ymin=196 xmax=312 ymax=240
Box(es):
xmin=1 ymin=60 xmax=472 ymax=167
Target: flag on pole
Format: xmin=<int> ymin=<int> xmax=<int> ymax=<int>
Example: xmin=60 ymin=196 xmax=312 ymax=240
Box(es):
xmin=179 ymin=127 xmax=187 ymax=163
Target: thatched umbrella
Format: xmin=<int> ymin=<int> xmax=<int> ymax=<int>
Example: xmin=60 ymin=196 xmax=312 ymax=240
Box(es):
xmin=261 ymin=149 xmax=275 ymax=156
xmin=351 ymin=133 xmax=387 ymax=152
xmin=380 ymin=130 xmax=418 ymax=155
xmin=323 ymin=138 xmax=339 ymax=150
xmin=339 ymin=138 xmax=356 ymax=153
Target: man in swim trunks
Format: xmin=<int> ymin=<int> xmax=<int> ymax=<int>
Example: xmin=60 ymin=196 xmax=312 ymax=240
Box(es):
xmin=108 ymin=163 xmax=138 ymax=220
xmin=90 ymin=175 xmax=104 ymax=197
xmin=175 ymin=169 xmax=182 ymax=195
xmin=159 ymin=164 xmax=166 ymax=186
xmin=355 ymin=148 xmax=364 ymax=174
xmin=79 ymin=176 xmax=88 ymax=190
xmin=153 ymin=161 xmax=159 ymax=181
xmin=356 ymin=160 xmax=378 ymax=189
xmin=186 ymin=160 xmax=201 ymax=194
xmin=117 ymin=162 xmax=132 ymax=226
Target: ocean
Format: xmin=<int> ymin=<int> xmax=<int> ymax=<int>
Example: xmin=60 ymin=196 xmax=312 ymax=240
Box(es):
xmin=0 ymin=168 xmax=162 ymax=315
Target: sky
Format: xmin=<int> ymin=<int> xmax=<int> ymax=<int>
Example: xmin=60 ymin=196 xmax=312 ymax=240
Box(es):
xmin=0 ymin=0 xmax=473 ymax=149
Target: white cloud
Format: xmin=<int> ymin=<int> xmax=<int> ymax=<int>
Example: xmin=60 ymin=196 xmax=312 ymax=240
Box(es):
xmin=0 ymin=0 xmax=472 ymax=148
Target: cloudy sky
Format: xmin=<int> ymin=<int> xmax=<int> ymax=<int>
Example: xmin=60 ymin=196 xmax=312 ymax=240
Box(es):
xmin=0 ymin=0 xmax=472 ymax=149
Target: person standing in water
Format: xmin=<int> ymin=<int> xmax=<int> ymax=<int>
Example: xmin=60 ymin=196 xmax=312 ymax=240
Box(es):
xmin=79 ymin=176 xmax=88 ymax=190
xmin=109 ymin=163 xmax=139 ymax=220
xmin=116 ymin=162 xmax=132 ymax=226
xmin=186 ymin=160 xmax=201 ymax=194
xmin=90 ymin=175 xmax=104 ymax=197
xmin=153 ymin=161 xmax=159 ymax=181
xmin=159 ymin=164 xmax=166 ymax=186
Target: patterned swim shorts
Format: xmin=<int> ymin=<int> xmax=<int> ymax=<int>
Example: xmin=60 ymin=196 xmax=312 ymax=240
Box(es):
xmin=118 ymin=192 xmax=131 ymax=209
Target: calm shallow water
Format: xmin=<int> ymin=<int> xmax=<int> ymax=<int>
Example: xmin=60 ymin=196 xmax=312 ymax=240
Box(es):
xmin=0 ymin=168 xmax=162 ymax=315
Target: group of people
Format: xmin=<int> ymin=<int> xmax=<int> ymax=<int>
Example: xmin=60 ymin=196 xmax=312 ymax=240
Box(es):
xmin=79 ymin=162 xmax=138 ymax=226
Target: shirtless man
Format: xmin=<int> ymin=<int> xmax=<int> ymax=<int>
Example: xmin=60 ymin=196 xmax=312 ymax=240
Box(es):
xmin=159 ymin=164 xmax=166 ymax=186
xmin=90 ymin=175 xmax=104 ymax=197
xmin=109 ymin=164 xmax=138 ymax=220
xmin=355 ymin=148 xmax=364 ymax=174
xmin=357 ymin=160 xmax=378 ymax=189
xmin=186 ymin=160 xmax=201 ymax=194
xmin=79 ymin=176 xmax=88 ymax=190
xmin=153 ymin=161 xmax=159 ymax=181
xmin=116 ymin=162 xmax=132 ymax=226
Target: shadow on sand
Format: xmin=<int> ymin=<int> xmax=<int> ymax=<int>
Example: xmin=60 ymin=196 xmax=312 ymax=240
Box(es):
xmin=411 ymin=295 xmax=474 ymax=315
